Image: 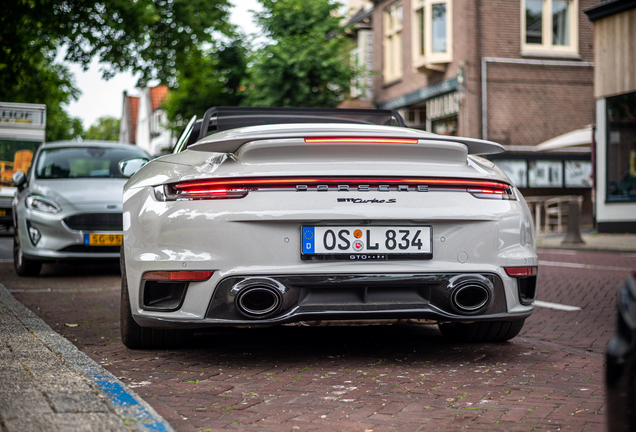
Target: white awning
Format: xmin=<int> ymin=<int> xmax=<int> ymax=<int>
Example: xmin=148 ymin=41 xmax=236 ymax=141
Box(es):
xmin=534 ymin=125 xmax=592 ymax=152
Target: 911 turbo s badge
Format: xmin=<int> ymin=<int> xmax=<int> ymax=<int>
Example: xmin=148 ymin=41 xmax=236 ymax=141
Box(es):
xmin=337 ymin=198 xmax=396 ymax=203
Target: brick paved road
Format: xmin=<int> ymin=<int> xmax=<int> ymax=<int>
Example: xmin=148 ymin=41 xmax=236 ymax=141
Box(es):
xmin=3 ymin=249 xmax=635 ymax=432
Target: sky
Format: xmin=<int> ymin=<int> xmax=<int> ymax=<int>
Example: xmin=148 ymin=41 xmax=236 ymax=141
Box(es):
xmin=65 ymin=0 xmax=263 ymax=130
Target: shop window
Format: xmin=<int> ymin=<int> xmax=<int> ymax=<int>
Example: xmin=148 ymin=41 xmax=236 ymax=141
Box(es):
xmin=412 ymin=0 xmax=452 ymax=72
xmin=431 ymin=116 xmax=457 ymax=136
xmin=495 ymin=160 xmax=528 ymax=188
xmin=529 ymin=160 xmax=562 ymax=187
xmin=402 ymin=108 xmax=427 ymax=128
xmin=383 ymin=3 xmax=403 ymax=83
xmin=426 ymin=92 xmax=458 ymax=136
xmin=565 ymin=161 xmax=592 ymax=187
xmin=522 ymin=0 xmax=578 ymax=56
xmin=494 ymin=159 xmax=591 ymax=189
xmin=606 ymin=92 xmax=636 ymax=202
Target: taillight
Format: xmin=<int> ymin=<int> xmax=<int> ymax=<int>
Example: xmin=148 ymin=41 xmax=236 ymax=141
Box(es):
xmin=142 ymin=271 xmax=213 ymax=281
xmin=154 ymin=177 xmax=515 ymax=201
xmin=505 ymin=267 xmax=538 ymax=277
xmin=468 ymin=187 xmax=515 ymax=200
xmin=154 ymin=184 xmax=248 ymax=201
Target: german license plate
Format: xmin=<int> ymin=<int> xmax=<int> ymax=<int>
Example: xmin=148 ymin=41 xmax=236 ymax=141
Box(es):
xmin=84 ymin=233 xmax=122 ymax=246
xmin=301 ymin=226 xmax=432 ymax=260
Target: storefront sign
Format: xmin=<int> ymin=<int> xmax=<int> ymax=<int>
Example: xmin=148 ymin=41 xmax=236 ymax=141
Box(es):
xmin=376 ymin=76 xmax=459 ymax=110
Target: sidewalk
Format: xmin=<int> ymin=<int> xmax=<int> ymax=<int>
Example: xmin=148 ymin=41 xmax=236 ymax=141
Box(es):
xmin=536 ymin=230 xmax=636 ymax=253
xmin=0 ymin=283 xmax=173 ymax=432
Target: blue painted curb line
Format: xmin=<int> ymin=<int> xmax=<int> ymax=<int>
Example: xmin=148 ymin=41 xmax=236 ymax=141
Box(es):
xmin=0 ymin=284 xmax=174 ymax=432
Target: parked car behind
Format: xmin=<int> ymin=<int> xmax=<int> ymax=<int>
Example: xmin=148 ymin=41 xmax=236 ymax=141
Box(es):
xmin=12 ymin=141 xmax=150 ymax=276
xmin=606 ymin=270 xmax=636 ymax=432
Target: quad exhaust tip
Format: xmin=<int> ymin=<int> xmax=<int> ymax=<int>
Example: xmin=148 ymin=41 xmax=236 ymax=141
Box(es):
xmin=236 ymin=286 xmax=281 ymax=317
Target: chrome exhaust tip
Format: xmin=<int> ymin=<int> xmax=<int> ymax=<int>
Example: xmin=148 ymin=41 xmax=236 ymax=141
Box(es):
xmin=447 ymin=275 xmax=494 ymax=314
xmin=452 ymin=284 xmax=490 ymax=312
xmin=236 ymin=286 xmax=281 ymax=317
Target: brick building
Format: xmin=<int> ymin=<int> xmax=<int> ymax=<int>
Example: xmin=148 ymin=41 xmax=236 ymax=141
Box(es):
xmin=346 ymin=0 xmax=597 ymax=228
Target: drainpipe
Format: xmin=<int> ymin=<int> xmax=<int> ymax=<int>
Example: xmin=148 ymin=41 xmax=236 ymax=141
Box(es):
xmin=480 ymin=57 xmax=594 ymax=141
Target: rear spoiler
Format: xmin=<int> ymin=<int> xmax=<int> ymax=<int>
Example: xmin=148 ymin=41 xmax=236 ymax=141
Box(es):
xmin=189 ymin=127 xmax=505 ymax=156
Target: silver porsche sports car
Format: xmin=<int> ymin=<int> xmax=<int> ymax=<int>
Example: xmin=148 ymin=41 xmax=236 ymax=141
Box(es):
xmin=12 ymin=141 xmax=151 ymax=276
xmin=120 ymin=107 xmax=538 ymax=349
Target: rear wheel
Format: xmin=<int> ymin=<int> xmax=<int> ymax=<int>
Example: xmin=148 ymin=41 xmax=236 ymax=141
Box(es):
xmin=438 ymin=319 xmax=525 ymax=343
xmin=120 ymin=256 xmax=193 ymax=349
xmin=13 ymin=234 xmax=41 ymax=277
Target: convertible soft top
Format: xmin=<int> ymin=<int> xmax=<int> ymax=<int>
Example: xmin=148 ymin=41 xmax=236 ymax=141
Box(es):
xmin=197 ymin=106 xmax=406 ymax=140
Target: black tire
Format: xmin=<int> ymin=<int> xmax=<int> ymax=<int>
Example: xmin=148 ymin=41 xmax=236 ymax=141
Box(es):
xmin=13 ymin=234 xmax=42 ymax=277
xmin=438 ymin=319 xmax=525 ymax=343
xmin=120 ymin=255 xmax=193 ymax=349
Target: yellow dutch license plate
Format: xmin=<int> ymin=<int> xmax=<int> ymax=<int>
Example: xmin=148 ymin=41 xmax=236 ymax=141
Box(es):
xmin=0 ymin=209 xmax=6 ymax=217
xmin=85 ymin=233 xmax=122 ymax=246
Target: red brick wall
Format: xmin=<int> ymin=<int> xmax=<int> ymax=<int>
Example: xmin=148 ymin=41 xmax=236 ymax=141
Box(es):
xmin=372 ymin=0 xmax=597 ymax=145
xmin=486 ymin=64 xmax=594 ymax=146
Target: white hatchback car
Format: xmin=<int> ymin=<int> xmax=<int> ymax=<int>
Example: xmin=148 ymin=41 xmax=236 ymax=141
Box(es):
xmin=120 ymin=107 xmax=538 ymax=349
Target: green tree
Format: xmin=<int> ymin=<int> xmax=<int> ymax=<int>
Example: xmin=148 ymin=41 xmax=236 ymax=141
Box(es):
xmin=1 ymin=0 xmax=233 ymax=140
xmin=165 ymin=41 xmax=248 ymax=126
xmin=84 ymin=116 xmax=121 ymax=141
xmin=243 ymin=0 xmax=357 ymax=108
xmin=2 ymin=57 xmax=84 ymax=141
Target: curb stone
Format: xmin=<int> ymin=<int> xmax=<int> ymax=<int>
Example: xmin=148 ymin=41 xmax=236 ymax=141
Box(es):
xmin=0 ymin=283 xmax=174 ymax=432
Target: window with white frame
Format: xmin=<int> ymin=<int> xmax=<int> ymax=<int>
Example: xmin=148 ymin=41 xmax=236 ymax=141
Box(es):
xmin=522 ymin=0 xmax=579 ymax=55
xmin=412 ymin=0 xmax=452 ymax=70
xmin=383 ymin=2 xmax=403 ymax=83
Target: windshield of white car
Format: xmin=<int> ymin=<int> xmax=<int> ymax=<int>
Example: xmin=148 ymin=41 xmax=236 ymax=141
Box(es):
xmin=35 ymin=147 xmax=148 ymax=179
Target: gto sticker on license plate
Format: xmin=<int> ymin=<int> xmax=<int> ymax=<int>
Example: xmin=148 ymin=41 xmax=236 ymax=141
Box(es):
xmin=301 ymin=226 xmax=432 ymax=260
xmin=84 ymin=233 xmax=123 ymax=246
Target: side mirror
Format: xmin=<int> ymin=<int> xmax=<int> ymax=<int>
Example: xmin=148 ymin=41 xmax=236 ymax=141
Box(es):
xmin=12 ymin=171 xmax=26 ymax=190
xmin=119 ymin=158 xmax=149 ymax=178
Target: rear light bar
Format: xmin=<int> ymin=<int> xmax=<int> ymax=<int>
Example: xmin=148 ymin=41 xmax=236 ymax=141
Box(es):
xmin=304 ymin=137 xmax=419 ymax=144
xmin=154 ymin=177 xmax=515 ymax=201
xmin=142 ymin=271 xmax=214 ymax=281
xmin=505 ymin=267 xmax=538 ymax=277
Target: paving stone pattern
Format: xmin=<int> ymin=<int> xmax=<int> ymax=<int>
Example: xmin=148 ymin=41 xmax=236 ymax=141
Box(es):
xmin=4 ymin=249 xmax=636 ymax=432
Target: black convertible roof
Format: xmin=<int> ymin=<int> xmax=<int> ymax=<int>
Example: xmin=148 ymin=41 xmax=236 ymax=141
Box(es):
xmin=197 ymin=107 xmax=406 ymax=141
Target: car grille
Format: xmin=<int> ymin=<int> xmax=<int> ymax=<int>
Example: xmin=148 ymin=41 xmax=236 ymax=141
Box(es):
xmin=63 ymin=213 xmax=123 ymax=231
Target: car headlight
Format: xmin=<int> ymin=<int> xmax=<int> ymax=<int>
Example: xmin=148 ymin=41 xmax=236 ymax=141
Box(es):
xmin=26 ymin=195 xmax=62 ymax=214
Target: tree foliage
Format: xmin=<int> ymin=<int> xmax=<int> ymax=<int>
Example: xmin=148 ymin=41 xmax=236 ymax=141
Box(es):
xmin=243 ymin=0 xmax=356 ymax=108
xmin=1 ymin=57 xmax=84 ymax=142
xmin=84 ymin=116 xmax=121 ymax=141
xmin=164 ymin=42 xmax=248 ymax=126
xmin=1 ymin=0 xmax=233 ymax=140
